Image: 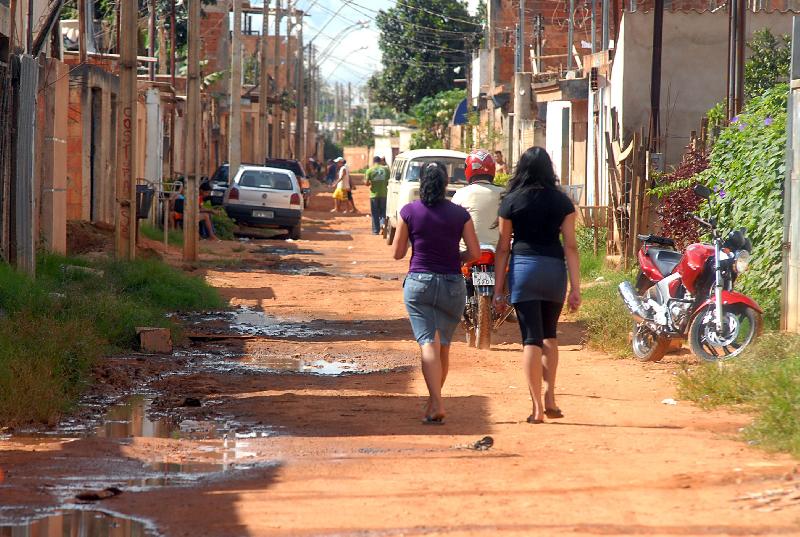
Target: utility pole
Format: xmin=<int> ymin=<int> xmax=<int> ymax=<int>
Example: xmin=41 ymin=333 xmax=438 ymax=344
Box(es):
xmin=283 ymin=0 xmax=293 ymax=156
xmin=170 ymin=0 xmax=177 ymax=85
xmin=184 ymin=0 xmax=201 ymax=262
xmin=602 ymin=0 xmax=610 ymax=50
xmin=347 ymin=82 xmax=352 ymax=127
xmin=648 ymin=0 xmax=664 ymax=152
xmin=115 ymin=0 xmax=138 ymax=260
xmin=591 ymin=0 xmax=597 ymax=53
xmin=294 ymin=11 xmax=305 ymax=163
xmin=229 ymin=0 xmax=243 ymax=176
xmin=258 ymin=0 xmax=270 ymax=162
xmin=519 ymin=0 xmax=525 ymax=71
xmin=148 ymin=0 xmax=157 ymax=81
xmin=567 ymin=0 xmax=575 ymax=71
xmin=272 ymin=0 xmax=283 ymax=158
xmin=77 ymin=0 xmax=87 ymax=64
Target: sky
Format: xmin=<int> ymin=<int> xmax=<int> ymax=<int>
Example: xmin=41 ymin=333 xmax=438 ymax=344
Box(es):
xmin=248 ymin=0 xmax=481 ymax=88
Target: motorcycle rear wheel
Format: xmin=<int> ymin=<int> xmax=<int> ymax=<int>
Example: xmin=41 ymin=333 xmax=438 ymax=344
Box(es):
xmin=688 ymin=305 xmax=762 ymax=362
xmin=476 ymin=295 xmax=492 ymax=350
xmin=632 ymin=323 xmax=670 ymax=362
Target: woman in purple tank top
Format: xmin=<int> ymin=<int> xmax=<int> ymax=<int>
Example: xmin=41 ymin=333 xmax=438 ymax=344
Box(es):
xmin=393 ymin=163 xmax=480 ymax=424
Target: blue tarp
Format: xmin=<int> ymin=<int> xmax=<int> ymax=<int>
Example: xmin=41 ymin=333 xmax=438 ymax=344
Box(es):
xmin=452 ymin=99 xmax=469 ymax=125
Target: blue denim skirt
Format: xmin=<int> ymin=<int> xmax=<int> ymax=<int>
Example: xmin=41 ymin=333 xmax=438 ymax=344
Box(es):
xmin=509 ymin=254 xmax=568 ymax=304
xmin=403 ymin=272 xmax=467 ymax=345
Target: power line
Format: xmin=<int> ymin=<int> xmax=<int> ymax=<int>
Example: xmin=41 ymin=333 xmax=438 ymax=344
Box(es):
xmin=342 ymin=0 xmax=482 ymax=38
xmin=393 ymin=0 xmax=483 ymax=27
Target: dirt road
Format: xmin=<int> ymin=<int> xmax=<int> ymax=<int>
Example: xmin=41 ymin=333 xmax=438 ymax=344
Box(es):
xmin=1 ymin=186 xmax=799 ymax=536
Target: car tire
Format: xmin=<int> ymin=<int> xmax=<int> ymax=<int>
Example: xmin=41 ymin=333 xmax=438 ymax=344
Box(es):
xmin=288 ymin=223 xmax=302 ymax=240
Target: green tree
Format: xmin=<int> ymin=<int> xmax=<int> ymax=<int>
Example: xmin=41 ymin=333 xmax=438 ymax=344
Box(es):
xmin=409 ymin=89 xmax=465 ymax=150
xmin=369 ymin=0 xmax=482 ymax=112
xmin=745 ymin=29 xmax=791 ymax=101
xmin=342 ymin=115 xmax=375 ymax=147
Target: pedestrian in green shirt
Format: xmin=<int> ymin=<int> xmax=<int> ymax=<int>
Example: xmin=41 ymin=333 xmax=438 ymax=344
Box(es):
xmin=365 ymin=156 xmax=390 ymax=235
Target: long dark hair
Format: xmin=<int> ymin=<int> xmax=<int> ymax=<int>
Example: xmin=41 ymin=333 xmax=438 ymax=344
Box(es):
xmin=419 ymin=162 xmax=448 ymax=207
xmin=507 ymin=146 xmax=558 ymax=194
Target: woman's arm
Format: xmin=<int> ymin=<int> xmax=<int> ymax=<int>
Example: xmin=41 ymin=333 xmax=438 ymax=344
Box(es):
xmin=493 ymin=218 xmax=513 ymax=302
xmin=460 ymin=219 xmax=481 ymax=263
xmin=393 ymin=217 xmax=410 ymax=260
xmin=561 ymin=212 xmax=582 ymax=311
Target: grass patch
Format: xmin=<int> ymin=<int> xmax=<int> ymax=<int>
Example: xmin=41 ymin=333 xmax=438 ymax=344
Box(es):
xmin=678 ymin=333 xmax=800 ymax=456
xmin=0 ymin=254 xmax=224 ymax=426
xmin=140 ymin=223 xmax=184 ymax=247
xmin=573 ymin=225 xmax=632 ymax=357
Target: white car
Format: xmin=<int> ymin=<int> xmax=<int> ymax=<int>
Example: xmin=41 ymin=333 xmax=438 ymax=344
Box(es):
xmin=384 ymin=149 xmax=469 ymax=245
xmin=223 ymin=165 xmax=304 ymax=240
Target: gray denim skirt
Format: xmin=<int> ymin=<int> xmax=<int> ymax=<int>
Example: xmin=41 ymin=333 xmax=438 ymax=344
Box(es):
xmin=403 ymin=272 xmax=466 ymax=345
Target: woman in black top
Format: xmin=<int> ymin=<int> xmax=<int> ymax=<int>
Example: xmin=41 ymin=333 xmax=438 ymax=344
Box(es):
xmin=493 ymin=147 xmax=581 ymax=424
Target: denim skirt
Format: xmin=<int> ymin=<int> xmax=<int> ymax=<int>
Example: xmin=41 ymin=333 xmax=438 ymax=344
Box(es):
xmin=509 ymin=254 xmax=568 ymax=304
xmin=403 ymin=272 xmax=467 ymax=345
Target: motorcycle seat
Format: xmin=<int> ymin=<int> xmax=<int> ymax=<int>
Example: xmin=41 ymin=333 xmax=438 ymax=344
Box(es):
xmin=646 ymin=247 xmax=683 ymax=276
xmin=638 ymin=234 xmax=675 ymax=247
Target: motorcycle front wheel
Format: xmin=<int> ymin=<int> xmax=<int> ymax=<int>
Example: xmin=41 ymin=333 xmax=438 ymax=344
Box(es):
xmin=632 ymin=322 xmax=670 ymax=362
xmin=688 ymin=305 xmax=762 ymax=362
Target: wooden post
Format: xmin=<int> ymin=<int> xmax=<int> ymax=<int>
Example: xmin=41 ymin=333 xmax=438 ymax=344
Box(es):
xmin=77 ymin=0 xmax=87 ymax=64
xmin=115 ymin=0 xmax=138 ymax=260
xmin=148 ymin=0 xmax=157 ymax=81
xmin=272 ymin=0 xmax=282 ymax=158
xmin=229 ymin=0 xmax=243 ymax=175
xmin=183 ymin=0 xmax=201 ymax=262
xmin=258 ymin=0 xmax=270 ymax=163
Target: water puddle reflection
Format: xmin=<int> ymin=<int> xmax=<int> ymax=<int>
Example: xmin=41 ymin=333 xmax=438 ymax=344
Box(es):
xmin=0 ymin=510 xmax=154 ymax=537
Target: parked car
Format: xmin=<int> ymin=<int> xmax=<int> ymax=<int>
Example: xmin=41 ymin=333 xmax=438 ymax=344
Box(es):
xmin=264 ymin=158 xmax=312 ymax=208
xmin=223 ymin=165 xmax=304 ymax=240
xmin=384 ymin=149 xmax=469 ymax=245
xmin=208 ymin=163 xmax=230 ymax=206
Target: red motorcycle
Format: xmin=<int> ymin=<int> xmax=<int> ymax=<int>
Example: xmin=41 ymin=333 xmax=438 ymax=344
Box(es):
xmin=619 ymin=185 xmax=762 ymax=362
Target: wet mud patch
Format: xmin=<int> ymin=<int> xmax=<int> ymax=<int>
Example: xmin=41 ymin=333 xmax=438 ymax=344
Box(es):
xmin=0 ymin=509 xmax=157 ymax=537
xmin=180 ymin=307 xmax=409 ymax=341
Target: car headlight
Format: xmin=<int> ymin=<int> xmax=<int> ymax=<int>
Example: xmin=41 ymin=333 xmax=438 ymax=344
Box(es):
xmin=735 ymin=250 xmax=751 ymax=273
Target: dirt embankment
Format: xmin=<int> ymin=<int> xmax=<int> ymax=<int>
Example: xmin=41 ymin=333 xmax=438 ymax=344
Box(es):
xmin=1 ymin=186 xmax=799 ymax=537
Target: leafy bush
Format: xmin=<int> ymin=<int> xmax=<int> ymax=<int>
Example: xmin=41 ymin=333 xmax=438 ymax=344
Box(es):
xmin=650 ymin=150 xmax=709 ymax=249
xmin=409 ymin=89 xmax=465 ymax=150
xmin=745 ymin=29 xmax=791 ymax=101
xmin=576 ymin=271 xmax=633 ymax=358
xmin=697 ymin=84 xmax=788 ymax=327
xmin=209 ymin=207 xmax=236 ymax=240
xmin=678 ymin=333 xmax=800 ymax=456
xmin=0 ymin=254 xmax=224 ymax=425
xmin=493 ymin=172 xmax=511 ymax=187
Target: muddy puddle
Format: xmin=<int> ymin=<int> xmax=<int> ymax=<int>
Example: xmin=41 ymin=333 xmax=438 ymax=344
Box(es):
xmin=0 ymin=509 xmax=156 ymax=537
xmin=180 ymin=307 xmax=391 ymax=341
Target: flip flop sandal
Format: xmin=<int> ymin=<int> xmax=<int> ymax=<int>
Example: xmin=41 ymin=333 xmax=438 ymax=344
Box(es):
xmin=422 ymin=415 xmax=445 ymax=425
xmin=545 ymin=408 xmax=564 ymax=419
xmin=526 ymin=415 xmax=544 ymax=424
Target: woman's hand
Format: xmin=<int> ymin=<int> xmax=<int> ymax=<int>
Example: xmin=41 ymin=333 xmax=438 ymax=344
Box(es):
xmin=567 ymin=287 xmax=581 ymax=312
xmin=493 ymin=293 xmax=508 ymax=313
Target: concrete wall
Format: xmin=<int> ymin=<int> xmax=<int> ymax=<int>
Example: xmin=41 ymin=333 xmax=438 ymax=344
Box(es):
xmin=613 ymin=11 xmax=796 ymax=166
xmin=343 ymin=146 xmax=370 ymax=172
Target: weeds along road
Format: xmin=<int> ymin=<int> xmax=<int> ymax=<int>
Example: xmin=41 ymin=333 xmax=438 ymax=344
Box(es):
xmin=1 ymin=184 xmax=799 ymax=537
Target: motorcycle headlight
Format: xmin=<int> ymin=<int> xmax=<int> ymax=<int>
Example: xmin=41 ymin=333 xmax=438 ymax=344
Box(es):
xmin=735 ymin=250 xmax=751 ymax=273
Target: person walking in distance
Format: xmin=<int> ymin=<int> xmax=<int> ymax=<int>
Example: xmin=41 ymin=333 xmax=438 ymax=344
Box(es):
xmin=335 ymin=157 xmax=358 ymax=213
xmin=365 ymin=156 xmax=389 ymax=234
xmin=452 ymin=149 xmax=504 ymax=249
xmin=494 ymin=150 xmax=509 ymax=175
xmin=393 ymin=163 xmax=481 ymax=424
xmin=493 ymin=147 xmax=581 ymax=424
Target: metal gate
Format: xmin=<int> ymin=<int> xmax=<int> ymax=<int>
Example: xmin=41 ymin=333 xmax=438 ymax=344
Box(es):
xmin=782 ymin=17 xmax=800 ymax=332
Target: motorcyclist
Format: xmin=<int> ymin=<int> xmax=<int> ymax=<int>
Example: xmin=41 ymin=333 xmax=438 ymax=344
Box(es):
xmin=451 ymin=149 xmax=505 ymax=250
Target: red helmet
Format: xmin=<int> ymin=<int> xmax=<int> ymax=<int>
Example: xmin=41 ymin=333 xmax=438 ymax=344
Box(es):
xmin=465 ymin=149 xmax=496 ymax=182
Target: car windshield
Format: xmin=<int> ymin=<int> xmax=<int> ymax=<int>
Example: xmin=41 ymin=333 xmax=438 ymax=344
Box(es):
xmin=265 ymin=160 xmax=305 ymax=177
xmin=210 ymin=165 xmax=228 ymax=185
xmin=404 ymin=157 xmax=466 ymax=184
xmin=239 ymin=170 xmax=294 ymax=190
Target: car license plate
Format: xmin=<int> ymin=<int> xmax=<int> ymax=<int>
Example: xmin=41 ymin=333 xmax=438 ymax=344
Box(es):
xmin=253 ymin=210 xmax=274 ymax=219
xmin=472 ymin=271 xmax=495 ymax=286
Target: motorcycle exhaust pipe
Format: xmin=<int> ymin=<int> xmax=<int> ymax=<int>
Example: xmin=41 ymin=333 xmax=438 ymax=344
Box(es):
xmin=618 ymin=281 xmax=653 ymax=323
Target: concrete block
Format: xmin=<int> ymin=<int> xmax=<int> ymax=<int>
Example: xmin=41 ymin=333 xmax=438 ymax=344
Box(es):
xmin=136 ymin=327 xmax=173 ymax=354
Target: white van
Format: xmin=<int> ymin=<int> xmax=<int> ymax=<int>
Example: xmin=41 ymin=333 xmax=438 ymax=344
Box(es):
xmin=384 ymin=149 xmax=468 ymax=245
